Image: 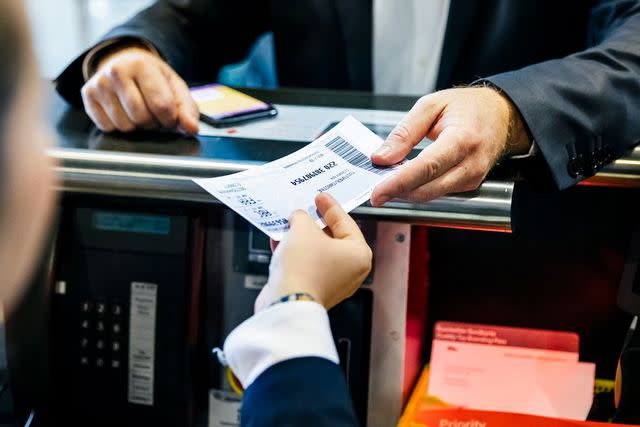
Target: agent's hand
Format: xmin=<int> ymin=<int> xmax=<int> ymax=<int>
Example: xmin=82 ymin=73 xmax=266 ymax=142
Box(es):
xmin=370 ymin=87 xmax=531 ymax=205
xmin=255 ymin=193 xmax=372 ymax=312
xmin=81 ymin=46 xmax=199 ymax=134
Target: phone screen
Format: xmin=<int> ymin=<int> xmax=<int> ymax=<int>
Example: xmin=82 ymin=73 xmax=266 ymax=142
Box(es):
xmin=191 ymin=84 xmax=273 ymax=121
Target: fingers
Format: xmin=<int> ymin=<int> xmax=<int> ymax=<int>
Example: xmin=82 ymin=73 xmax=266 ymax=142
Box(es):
xmin=371 ymin=94 xmax=444 ymax=165
xmin=370 ymin=126 xmax=469 ymax=206
xmin=82 ymin=95 xmax=115 ymax=132
xmin=135 ymin=64 xmax=180 ymax=128
xmin=167 ymin=70 xmax=200 ymax=134
xmin=99 ymin=91 xmax=135 ymax=132
xmin=401 ymin=159 xmax=485 ymax=202
xmin=315 ymin=193 xmax=363 ymax=241
xmin=287 ymin=209 xmax=321 ymax=235
xmin=80 ymin=48 xmax=199 ymax=134
xmin=111 ymin=76 xmax=157 ymax=129
xmin=81 ymin=51 xmax=179 ymax=132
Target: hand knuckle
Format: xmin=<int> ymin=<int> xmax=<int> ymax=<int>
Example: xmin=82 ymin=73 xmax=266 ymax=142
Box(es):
xmin=130 ymin=55 xmax=146 ymax=68
xmin=108 ymin=63 xmax=128 ymax=82
xmin=152 ymin=99 xmax=176 ymax=120
xmin=389 ymin=121 xmax=412 ymax=144
xmin=420 ymin=158 xmax=439 ymax=180
xmin=416 ymin=95 xmax=434 ymax=110
xmin=81 ymin=84 xmax=95 ymax=101
xmin=95 ymin=74 xmax=111 ymax=92
xmin=395 ymin=176 xmax=411 ymax=195
xmin=466 ymin=133 xmax=483 ymax=151
xmin=123 ymin=100 xmax=147 ymax=126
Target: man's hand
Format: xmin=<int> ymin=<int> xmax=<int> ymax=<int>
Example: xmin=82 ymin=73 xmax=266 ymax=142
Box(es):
xmin=370 ymin=87 xmax=531 ymax=205
xmin=255 ymin=193 xmax=372 ymax=312
xmin=81 ymin=46 xmax=199 ymax=134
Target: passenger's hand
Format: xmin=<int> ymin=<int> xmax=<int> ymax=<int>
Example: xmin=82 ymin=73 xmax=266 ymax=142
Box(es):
xmin=81 ymin=46 xmax=199 ymax=134
xmin=255 ymin=193 xmax=372 ymax=312
xmin=370 ymin=87 xmax=531 ymax=205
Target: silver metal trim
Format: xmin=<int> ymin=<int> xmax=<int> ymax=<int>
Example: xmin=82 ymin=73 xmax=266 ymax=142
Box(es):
xmin=50 ymin=148 xmax=514 ymax=232
xmin=584 ymin=146 xmax=640 ymax=187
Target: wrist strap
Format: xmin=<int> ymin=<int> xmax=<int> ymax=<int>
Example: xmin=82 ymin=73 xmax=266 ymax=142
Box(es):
xmin=269 ymin=292 xmax=316 ymax=307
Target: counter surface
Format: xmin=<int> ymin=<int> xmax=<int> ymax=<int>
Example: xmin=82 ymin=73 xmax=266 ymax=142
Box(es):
xmin=48 ymin=86 xmax=640 ymax=233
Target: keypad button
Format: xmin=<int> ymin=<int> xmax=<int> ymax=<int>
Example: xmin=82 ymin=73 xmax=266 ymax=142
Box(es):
xmin=96 ymin=339 xmax=105 ymax=350
xmin=96 ymin=358 xmax=104 ymax=368
xmin=80 ymin=301 xmax=92 ymax=313
xmin=80 ymin=320 xmax=90 ymax=330
xmin=80 ymin=356 xmax=89 ymax=366
xmin=111 ymin=360 xmax=121 ymax=369
xmin=112 ymin=323 xmax=121 ymax=334
xmin=80 ymin=337 xmax=89 ymax=349
xmin=96 ymin=303 xmax=107 ymax=315
xmin=112 ymin=341 xmax=121 ymax=352
xmin=112 ymin=305 xmax=123 ymax=316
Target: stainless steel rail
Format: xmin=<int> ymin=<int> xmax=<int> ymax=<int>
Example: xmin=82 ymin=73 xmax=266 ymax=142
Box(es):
xmin=49 ymin=148 xmax=514 ymax=233
xmin=49 ymin=144 xmax=640 ymax=232
xmin=583 ymin=146 xmax=640 ymax=188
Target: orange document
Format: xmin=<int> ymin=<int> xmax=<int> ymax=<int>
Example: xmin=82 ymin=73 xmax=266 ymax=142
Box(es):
xmin=399 ymin=367 xmax=628 ymax=427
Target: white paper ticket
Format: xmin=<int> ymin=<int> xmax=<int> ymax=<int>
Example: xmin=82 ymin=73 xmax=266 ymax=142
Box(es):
xmin=194 ymin=116 xmax=400 ymax=240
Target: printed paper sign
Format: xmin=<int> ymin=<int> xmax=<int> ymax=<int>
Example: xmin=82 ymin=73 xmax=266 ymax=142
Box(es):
xmin=428 ymin=322 xmax=595 ymax=420
xmin=194 ymin=116 xmax=400 ymax=240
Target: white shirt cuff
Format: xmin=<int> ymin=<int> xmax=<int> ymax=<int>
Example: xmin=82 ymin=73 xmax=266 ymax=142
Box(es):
xmin=509 ymin=140 xmax=538 ymax=159
xmin=223 ymin=301 xmax=339 ymax=388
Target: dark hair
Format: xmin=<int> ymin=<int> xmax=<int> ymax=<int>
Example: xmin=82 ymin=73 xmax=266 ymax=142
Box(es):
xmin=0 ymin=0 xmax=29 ymax=190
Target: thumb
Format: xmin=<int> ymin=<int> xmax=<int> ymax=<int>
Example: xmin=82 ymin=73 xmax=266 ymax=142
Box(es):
xmin=167 ymin=71 xmax=200 ymax=134
xmin=315 ymin=193 xmax=363 ymax=241
xmin=287 ymin=209 xmax=321 ymax=236
xmin=371 ymin=95 xmax=443 ymax=165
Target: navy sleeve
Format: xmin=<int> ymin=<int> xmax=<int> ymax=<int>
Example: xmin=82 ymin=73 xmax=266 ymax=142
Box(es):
xmin=486 ymin=0 xmax=640 ymax=189
xmin=55 ymin=0 xmax=269 ymax=106
xmin=240 ymin=357 xmax=360 ymax=427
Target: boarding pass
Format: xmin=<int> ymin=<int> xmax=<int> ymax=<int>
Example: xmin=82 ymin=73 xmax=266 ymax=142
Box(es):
xmin=194 ymin=116 xmax=400 ymax=240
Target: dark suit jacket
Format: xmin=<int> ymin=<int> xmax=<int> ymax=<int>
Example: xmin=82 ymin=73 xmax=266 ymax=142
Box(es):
xmin=56 ymin=0 xmax=640 ymax=190
xmin=241 ymin=357 xmax=359 ymax=426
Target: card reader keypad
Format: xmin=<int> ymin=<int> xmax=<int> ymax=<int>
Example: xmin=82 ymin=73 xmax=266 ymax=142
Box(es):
xmin=79 ymin=300 xmax=126 ymax=370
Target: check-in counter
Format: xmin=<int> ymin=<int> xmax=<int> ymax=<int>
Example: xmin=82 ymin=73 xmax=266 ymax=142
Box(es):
xmin=48 ymin=87 xmax=640 ymax=233
xmin=6 ymin=87 xmax=640 ymax=427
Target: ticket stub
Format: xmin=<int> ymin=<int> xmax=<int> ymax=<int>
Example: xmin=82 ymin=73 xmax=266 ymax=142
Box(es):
xmin=194 ymin=116 xmax=400 ymax=240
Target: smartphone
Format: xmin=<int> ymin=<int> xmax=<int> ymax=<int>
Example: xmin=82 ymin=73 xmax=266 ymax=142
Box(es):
xmin=190 ymin=83 xmax=277 ymax=127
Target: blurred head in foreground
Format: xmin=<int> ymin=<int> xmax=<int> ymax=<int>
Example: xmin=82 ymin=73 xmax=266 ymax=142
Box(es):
xmin=0 ymin=0 xmax=56 ymax=313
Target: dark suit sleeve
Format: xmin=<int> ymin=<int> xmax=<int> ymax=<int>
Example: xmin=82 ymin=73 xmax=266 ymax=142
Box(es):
xmin=55 ymin=0 xmax=269 ymax=106
xmin=240 ymin=357 xmax=360 ymax=427
xmin=485 ymin=0 xmax=640 ymax=189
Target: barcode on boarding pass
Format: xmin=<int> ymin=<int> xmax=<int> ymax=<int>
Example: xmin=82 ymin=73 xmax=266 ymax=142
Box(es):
xmin=324 ymin=136 xmax=389 ymax=175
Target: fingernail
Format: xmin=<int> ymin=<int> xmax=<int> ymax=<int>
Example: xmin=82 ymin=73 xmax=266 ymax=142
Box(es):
xmin=373 ymin=145 xmax=391 ymax=157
